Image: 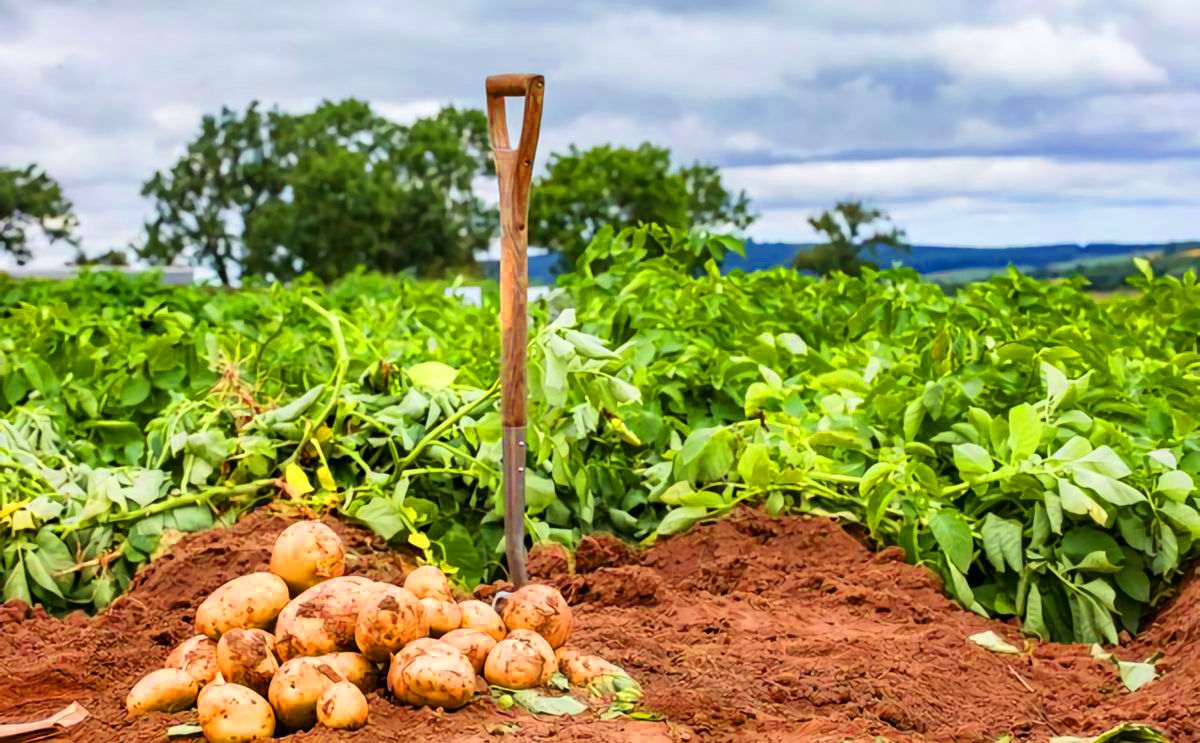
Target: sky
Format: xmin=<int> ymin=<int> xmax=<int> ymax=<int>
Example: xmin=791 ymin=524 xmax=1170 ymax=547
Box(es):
xmin=2 ymin=0 xmax=1199 ymax=267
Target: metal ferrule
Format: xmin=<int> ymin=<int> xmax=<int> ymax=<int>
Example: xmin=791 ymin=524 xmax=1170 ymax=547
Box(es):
xmin=502 ymin=425 xmax=529 ymax=587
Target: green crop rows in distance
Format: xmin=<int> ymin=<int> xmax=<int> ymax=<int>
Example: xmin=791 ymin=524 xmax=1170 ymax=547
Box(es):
xmin=1 ymin=225 xmax=1197 ymax=646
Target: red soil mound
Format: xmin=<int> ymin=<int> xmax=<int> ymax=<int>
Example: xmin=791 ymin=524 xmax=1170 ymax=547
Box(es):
xmin=0 ymin=507 xmax=1196 ymax=741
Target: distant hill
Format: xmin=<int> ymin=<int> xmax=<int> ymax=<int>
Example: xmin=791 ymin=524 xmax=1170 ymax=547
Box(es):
xmin=500 ymin=240 xmax=1198 ymax=284
xmin=729 ymin=241 xmax=1195 ymax=274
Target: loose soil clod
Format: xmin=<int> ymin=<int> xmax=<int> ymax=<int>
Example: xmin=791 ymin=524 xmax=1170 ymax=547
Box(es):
xmin=0 ymin=507 xmax=1198 ymax=741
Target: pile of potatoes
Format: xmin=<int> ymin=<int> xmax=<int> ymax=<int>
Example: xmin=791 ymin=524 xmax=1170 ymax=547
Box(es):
xmin=125 ymin=521 xmax=613 ymax=742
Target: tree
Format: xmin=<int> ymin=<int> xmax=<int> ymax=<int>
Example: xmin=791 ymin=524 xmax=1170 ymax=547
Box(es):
xmin=529 ymin=143 xmax=754 ymax=268
xmin=0 ymin=165 xmax=79 ymax=264
xmin=140 ymin=101 xmax=495 ymax=284
xmin=793 ymin=200 xmax=907 ymax=276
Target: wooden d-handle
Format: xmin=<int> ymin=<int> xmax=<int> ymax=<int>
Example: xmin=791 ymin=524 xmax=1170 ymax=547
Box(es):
xmin=485 ymin=73 xmax=544 ymax=429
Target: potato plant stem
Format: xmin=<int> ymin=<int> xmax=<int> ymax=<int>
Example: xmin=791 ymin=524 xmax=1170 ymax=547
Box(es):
xmin=394 ymin=381 xmax=501 ymax=472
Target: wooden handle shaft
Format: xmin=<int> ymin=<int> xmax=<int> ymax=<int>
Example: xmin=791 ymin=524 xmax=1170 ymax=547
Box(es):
xmin=486 ymin=74 xmax=544 ymax=428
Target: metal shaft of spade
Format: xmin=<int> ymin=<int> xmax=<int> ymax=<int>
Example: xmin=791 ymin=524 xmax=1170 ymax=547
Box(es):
xmin=485 ymin=73 xmax=544 ymax=588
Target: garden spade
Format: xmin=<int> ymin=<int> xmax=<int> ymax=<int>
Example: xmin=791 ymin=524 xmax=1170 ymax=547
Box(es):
xmin=486 ymin=73 xmax=544 ymax=588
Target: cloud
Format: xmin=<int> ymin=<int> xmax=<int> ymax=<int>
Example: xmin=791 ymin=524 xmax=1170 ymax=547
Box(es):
xmin=0 ymin=0 xmax=1197 ymax=268
xmin=931 ymin=17 xmax=1168 ymax=92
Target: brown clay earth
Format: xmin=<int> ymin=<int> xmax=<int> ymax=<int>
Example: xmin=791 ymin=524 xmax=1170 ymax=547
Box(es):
xmin=1 ymin=506 xmax=1197 ymax=742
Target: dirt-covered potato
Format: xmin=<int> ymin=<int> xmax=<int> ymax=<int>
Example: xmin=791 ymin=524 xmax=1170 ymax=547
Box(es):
xmin=165 ymin=634 xmax=219 ymax=685
xmin=354 ymin=584 xmax=427 ymax=662
xmin=268 ymin=658 xmax=342 ymax=730
xmin=420 ymin=597 xmax=462 ymax=636
xmin=317 ymin=652 xmax=380 ymax=694
xmin=196 ymin=672 xmax=226 ymax=709
xmin=483 ymin=629 xmax=557 ymax=690
xmin=125 ymin=668 xmax=199 ymax=717
xmin=554 ymin=647 xmax=625 ymax=685
xmin=316 ymin=679 xmax=368 ymax=730
xmin=440 ymin=628 xmax=497 ymax=674
xmin=196 ymin=572 xmax=291 ymax=640
xmin=269 ymin=521 xmax=346 ymax=595
xmin=403 ymin=565 xmax=452 ymax=601
xmin=497 ymin=583 xmax=573 ymax=648
xmin=198 ymin=682 xmax=276 ymax=743
xmin=458 ymin=599 xmax=506 ymax=642
xmin=387 ymin=639 xmax=476 ymax=709
xmin=216 ymin=628 xmax=279 ymax=696
xmin=274 ymin=576 xmax=376 ymax=661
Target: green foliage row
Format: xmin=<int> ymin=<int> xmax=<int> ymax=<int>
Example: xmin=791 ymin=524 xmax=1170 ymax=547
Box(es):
xmin=1 ymin=232 xmax=1198 ymax=646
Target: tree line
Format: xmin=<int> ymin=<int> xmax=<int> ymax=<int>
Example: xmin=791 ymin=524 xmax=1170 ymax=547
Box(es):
xmin=2 ymin=99 xmax=904 ymax=283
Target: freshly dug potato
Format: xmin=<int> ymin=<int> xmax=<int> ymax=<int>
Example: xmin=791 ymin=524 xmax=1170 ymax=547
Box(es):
xmin=387 ymin=639 xmax=476 ymax=709
xmin=403 ymin=565 xmax=452 ymax=601
xmin=198 ymin=682 xmax=276 ymax=743
xmin=317 ymin=679 xmax=369 ymax=730
xmin=317 ymin=652 xmax=380 ymax=693
xmin=274 ymin=576 xmax=376 ymax=661
xmin=196 ymin=572 xmax=291 ymax=640
xmin=498 ymin=583 xmax=573 ymax=648
xmin=354 ymin=584 xmax=427 ymax=662
xmin=440 ymin=628 xmax=496 ymax=674
xmin=270 ymin=521 xmax=346 ymax=595
xmin=458 ymin=599 xmax=506 ymax=642
xmin=268 ymin=658 xmax=342 ymax=730
xmin=217 ymin=628 xmax=279 ymax=696
xmin=420 ymin=597 xmax=462 ymax=636
xmin=555 ymin=647 xmax=625 ymax=685
xmin=165 ymin=634 xmax=219 ymax=685
xmin=484 ymin=629 xmax=557 ymax=690
xmin=196 ymin=672 xmax=226 ymax=709
xmin=125 ymin=668 xmax=199 ymax=717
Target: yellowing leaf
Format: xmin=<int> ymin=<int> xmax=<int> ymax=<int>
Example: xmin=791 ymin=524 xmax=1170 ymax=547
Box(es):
xmin=406 ymin=361 xmax=459 ymax=390
xmin=317 ymin=466 xmax=337 ymax=492
xmin=285 ymin=463 xmax=314 ymax=496
xmin=315 ymin=424 xmax=334 ymax=443
xmin=408 ymin=531 xmax=431 ymax=550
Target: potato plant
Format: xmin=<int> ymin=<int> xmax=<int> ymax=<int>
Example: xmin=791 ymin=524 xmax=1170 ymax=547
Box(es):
xmin=0 ymin=228 xmax=1197 ymax=645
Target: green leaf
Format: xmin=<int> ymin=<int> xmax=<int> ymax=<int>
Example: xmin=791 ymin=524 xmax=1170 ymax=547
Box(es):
xmin=1159 ymin=501 xmax=1200 ymax=536
xmin=1007 ymin=403 xmax=1041 ymax=462
xmin=406 ymin=361 xmax=459 ymax=390
xmin=511 ymin=690 xmax=588 ymax=716
xmin=1114 ymin=565 xmax=1150 ymax=603
xmin=952 ymin=443 xmax=994 ymax=477
xmin=3 ymin=560 xmax=32 ymax=606
xmin=1071 ymin=468 xmax=1144 ymax=507
xmin=1023 ymin=582 xmax=1048 ymax=640
xmin=355 ymin=498 xmax=406 ymax=541
xmin=980 ymin=514 xmax=1023 ymax=573
xmin=930 ymin=510 xmax=973 ymax=574
xmin=120 ymin=374 xmax=151 ymax=407
xmin=24 ymin=550 xmax=64 ymax=598
xmin=736 ymin=443 xmax=773 ymax=488
xmin=1058 ymin=478 xmax=1108 ymax=526
xmin=563 ymin=329 xmax=619 ymax=360
xmin=1155 ymin=470 xmax=1193 ymax=501
xmin=655 ymin=506 xmax=708 ymax=537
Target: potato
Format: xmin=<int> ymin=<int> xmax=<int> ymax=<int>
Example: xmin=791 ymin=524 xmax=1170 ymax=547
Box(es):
xmin=165 ymin=634 xmax=219 ymax=685
xmin=387 ymin=639 xmax=476 ymax=709
xmin=403 ymin=565 xmax=452 ymax=601
xmin=196 ymin=672 xmax=226 ymax=709
xmin=217 ymin=628 xmax=279 ymax=697
xmin=354 ymin=584 xmax=427 ymax=662
xmin=484 ymin=629 xmax=557 ymax=690
xmin=498 ymin=583 xmax=573 ymax=648
xmin=440 ymin=628 xmax=496 ymax=674
xmin=196 ymin=572 xmax=291 ymax=640
xmin=268 ymin=658 xmax=342 ymax=730
xmin=317 ymin=652 xmax=380 ymax=693
xmin=274 ymin=576 xmax=376 ymax=661
xmin=270 ymin=521 xmax=346 ymax=595
xmin=458 ymin=599 xmax=506 ymax=642
xmin=555 ymin=647 xmax=625 ymax=685
xmin=125 ymin=668 xmax=199 ymax=717
xmin=198 ymin=682 xmax=276 ymax=743
xmin=317 ymin=679 xmax=368 ymax=730
xmin=420 ymin=597 xmax=462 ymax=636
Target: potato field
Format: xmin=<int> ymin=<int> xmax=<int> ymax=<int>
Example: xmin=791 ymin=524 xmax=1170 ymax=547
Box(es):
xmin=1 ymin=226 xmax=1199 ymax=741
